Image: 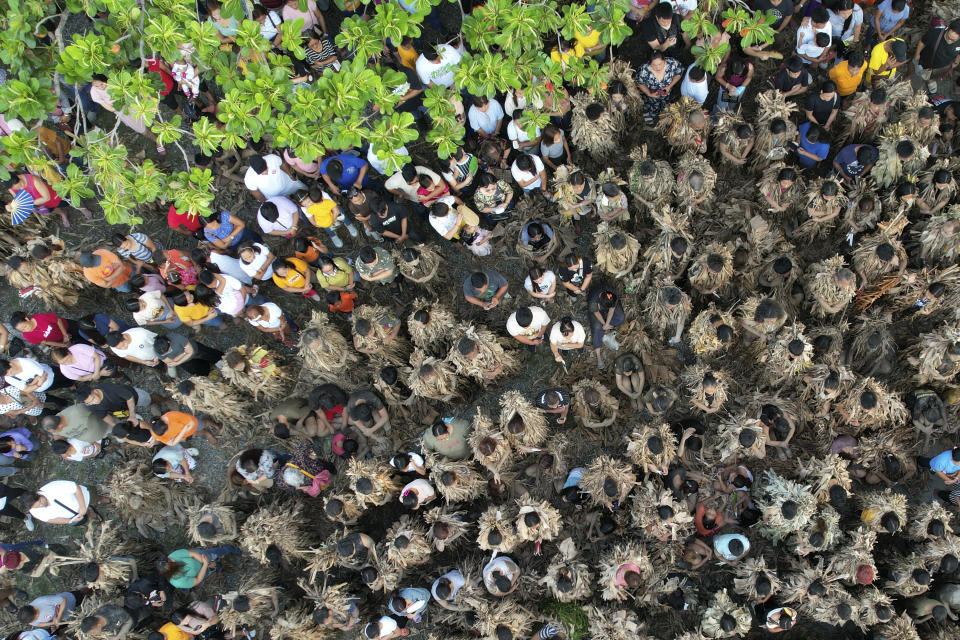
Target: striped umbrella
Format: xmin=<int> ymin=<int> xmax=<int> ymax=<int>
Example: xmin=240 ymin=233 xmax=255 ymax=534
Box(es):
xmin=9 ymin=189 xmax=34 ymax=225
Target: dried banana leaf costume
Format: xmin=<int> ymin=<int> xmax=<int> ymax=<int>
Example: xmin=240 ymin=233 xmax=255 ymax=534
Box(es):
xmin=626 ymin=422 xmax=678 ymax=475
xmin=656 ymin=97 xmax=710 ymax=155
xmin=797 ymin=454 xmax=852 ymax=503
xmin=323 ymin=492 xmax=363 ymax=525
xmin=883 ymin=552 xmax=934 ymax=598
xmin=239 ymin=498 xmax=313 ymax=563
xmin=631 ymin=481 xmax=694 ymax=542
xmin=688 ymin=243 xmax=734 ymax=296
xmin=874 ymin=613 xmax=921 ymax=640
xmin=424 ymin=507 xmax=473 ymax=552
xmin=916 ymin=207 xmax=960 ymax=266
xmin=476 ymin=598 xmax=533 ymax=640
xmin=571 ymin=380 xmax=619 ymax=434
xmin=588 ymin=607 xmax=645 ymax=640
xmin=427 ymin=454 xmax=486 ymax=504
xmin=394 ymin=243 xmax=443 ymax=286
xmin=382 ymin=515 xmax=433 ymax=574
xmin=515 ymin=497 xmax=562 ymax=545
xmin=5 ymin=240 xmax=87 ymax=308
xmin=753 ymin=470 xmax=817 ymax=544
xmin=846 ymin=310 xmax=896 ymax=378
xmin=541 ymin=537 xmax=594 ymax=602
xmin=858 ymin=488 xmax=908 ymax=536
xmin=733 ymin=556 xmax=782 ymax=603
xmin=872 ymin=127 xmax=929 ymax=188
xmin=407 ymin=348 xmax=460 ymax=402
xmin=299 ymin=310 xmax=360 ymax=383
xmin=628 ymin=145 xmax=675 ymax=213
xmin=598 ymin=542 xmax=653 ymax=601
xmin=912 ymin=322 xmax=960 ymax=384
xmin=712 ymin=111 xmax=753 ymax=168
xmin=220 ymin=345 xmax=290 ymax=400
xmin=835 ymin=377 xmax=907 ymax=431
xmin=102 ymin=460 xmax=178 ymax=537
xmin=682 ymin=364 xmax=730 ymax=414
xmin=791 ymin=504 xmax=843 ymax=556
xmin=757 ymin=162 xmax=805 ymax=216
xmin=268 ymin=606 xmax=327 ymax=640
xmin=842 ymin=90 xmax=890 ymax=143
xmin=687 ymin=304 xmax=737 ymax=358
xmin=448 ymin=324 xmax=521 ymax=385
xmin=714 ymin=414 xmax=767 ymax=462
xmin=761 ymin=323 xmax=814 ymax=380
xmin=499 ymin=389 xmax=549 ymax=449
xmin=673 ymin=153 xmax=716 ymax=211
xmin=169 ymin=377 xmax=254 ymax=438
xmin=643 ymin=284 xmax=691 ymax=340
xmin=220 ymin=575 xmax=281 ymax=635
xmin=752 ymin=90 xmax=799 ymax=169
xmin=700 ymin=589 xmax=752 ymax=638
xmin=580 ymin=455 xmax=637 ymax=510
xmin=851 ymin=216 xmax=908 ymax=287
xmin=793 ymin=177 xmax=846 ymax=242
xmin=186 ymin=502 xmax=240 ymax=544
xmin=351 ymin=305 xmax=411 ymax=366
xmin=477 ymin=504 xmax=520 ymax=553
xmin=806 ymin=255 xmax=857 ymax=318
xmin=780 ymin=557 xmax=842 ymax=605
xmin=346 ymin=457 xmax=400 ymax=508
xmin=594 ymin=222 xmax=640 ymax=278
xmin=899 ymin=94 xmax=940 ymax=145
xmin=407 ymin=299 xmax=458 ymax=354
xmin=470 ymin=411 xmax=513 ymax=480
xmin=571 ymin=96 xmax=624 ymax=159
xmin=43 ymin=522 xmax=138 ymax=592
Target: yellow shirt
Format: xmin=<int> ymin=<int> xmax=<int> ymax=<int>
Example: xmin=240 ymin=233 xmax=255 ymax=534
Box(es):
xmin=866 ymin=39 xmax=902 ymax=82
xmin=159 ymin=623 xmax=191 ymax=640
xmin=575 ymin=29 xmax=602 ymax=55
xmin=397 ymin=43 xmax=418 ymax=70
xmin=272 ymin=258 xmax=309 ymax=290
xmin=305 ymin=199 xmax=338 ymax=228
xmin=828 ymin=60 xmax=865 ymax=96
xmin=550 ymin=43 xmax=585 ymax=63
xmin=174 ymin=302 xmax=212 ymax=323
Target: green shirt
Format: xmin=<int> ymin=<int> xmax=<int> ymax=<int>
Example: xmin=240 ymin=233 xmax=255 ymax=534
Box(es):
xmin=167 ymin=549 xmax=203 ymax=589
xmin=422 ymin=417 xmax=472 ymax=460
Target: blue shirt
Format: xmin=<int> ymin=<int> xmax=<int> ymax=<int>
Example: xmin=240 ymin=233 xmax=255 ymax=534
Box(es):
xmin=203 ymin=211 xmax=235 ymax=243
xmin=319 ymin=154 xmax=369 ymax=190
xmin=563 ymin=467 xmax=585 ymax=489
xmin=834 ymin=144 xmax=877 ymax=179
xmin=876 ymin=0 xmax=909 ymax=33
xmin=796 ymin=122 xmax=830 ymax=168
xmin=930 ymin=450 xmax=960 ymax=474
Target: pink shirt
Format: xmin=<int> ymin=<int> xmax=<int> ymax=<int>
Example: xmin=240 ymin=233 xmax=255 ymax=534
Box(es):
xmin=59 ymin=344 xmax=105 ymax=380
xmin=282 ymin=0 xmax=321 ymax=31
xmin=283 ymin=149 xmax=319 ymax=175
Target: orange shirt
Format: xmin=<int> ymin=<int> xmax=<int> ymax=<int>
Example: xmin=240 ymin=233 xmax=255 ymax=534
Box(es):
xmin=828 ymin=60 xmax=865 ymax=96
xmin=156 ymin=411 xmax=199 ymax=445
xmin=158 ymin=623 xmax=191 ymax=640
xmin=329 ymin=291 xmax=357 ymax=313
xmin=83 ymin=249 xmax=132 ymax=288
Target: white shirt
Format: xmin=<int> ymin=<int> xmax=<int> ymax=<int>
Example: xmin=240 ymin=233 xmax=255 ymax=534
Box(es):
xmin=31 ymin=480 xmax=90 ymax=522
xmin=367 ymin=144 xmax=408 ymax=176
xmin=506 ymin=306 xmax=551 ymax=338
xmin=132 ymin=290 xmax=167 ymax=326
xmin=681 ymin=66 xmax=710 ymax=104
xmin=239 ymin=243 xmax=275 ymax=280
xmin=507 ymin=119 xmax=540 ymax=149
xmin=246 ymin=302 xmax=284 ymax=330
xmin=243 ymin=154 xmax=305 ymax=199
xmin=796 ymin=22 xmax=831 ymax=60
xmin=112 ymin=328 xmax=158 ymax=361
xmin=400 ymin=478 xmax=436 ymax=505
xmin=393 ymin=451 xmax=424 ymax=472
xmin=374 ymin=617 xmax=398 ymax=639
xmin=524 ymin=270 xmax=557 ymax=295
xmin=549 ymin=321 xmax=586 ymax=348
xmin=468 ymin=100 xmax=505 ymax=135
xmin=511 ymin=154 xmax=545 ymax=191
xmin=664 ymin=0 xmax=697 ymax=12
xmin=259 ymin=10 xmax=282 ymax=41
xmin=431 ymin=570 xmax=467 ymax=601
xmin=63 ymin=438 xmax=98 ymax=462
xmin=257 ymin=196 xmax=299 ymax=235
xmin=482 ymin=556 xmax=519 ymax=590
xmin=428 ymin=197 xmax=460 ymax=236
xmin=384 ymin=166 xmax=442 ymax=201
xmin=215 ymin=274 xmax=247 ymax=316
xmin=415 ymin=45 xmax=462 ymax=87
xmin=209 ymin=251 xmax=252 ymax=284
xmin=4 ymin=358 xmax=54 ymax=392
xmin=828 ymin=4 xmax=863 ymax=41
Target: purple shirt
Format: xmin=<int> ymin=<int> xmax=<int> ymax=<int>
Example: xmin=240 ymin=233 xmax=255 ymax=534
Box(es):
xmin=58 ymin=344 xmax=105 ymax=381
xmin=0 ymin=426 xmax=34 ymax=457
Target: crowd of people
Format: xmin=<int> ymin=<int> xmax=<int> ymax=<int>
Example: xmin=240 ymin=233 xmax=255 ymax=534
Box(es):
xmin=4 ymin=0 xmax=960 ymax=639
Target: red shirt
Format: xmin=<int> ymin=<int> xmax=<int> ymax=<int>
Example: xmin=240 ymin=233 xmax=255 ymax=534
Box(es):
xmin=21 ymin=313 xmax=66 ymax=345
xmin=146 ymin=58 xmax=175 ymax=96
xmin=167 ymin=204 xmax=203 ymax=233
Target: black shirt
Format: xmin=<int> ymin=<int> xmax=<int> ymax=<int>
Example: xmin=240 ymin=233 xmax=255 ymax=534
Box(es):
xmin=126 ymin=574 xmax=173 ymax=611
xmin=587 ymin=288 xmax=621 ymax=315
xmin=752 ymin=0 xmax=794 ymax=29
xmin=535 ymin=387 xmax=570 ymax=409
xmin=772 ymin=67 xmax=812 ymax=92
xmin=558 ymin=256 xmax=592 ymax=286
xmin=804 ymin=92 xmax=839 ymax=125
xmin=919 ymin=27 xmax=960 ymax=69
xmin=125 ymin=424 xmax=154 ymax=444
xmin=394 ymin=65 xmax=425 ymax=113
xmin=87 ymin=382 xmax=137 ymax=419
xmin=370 ymin=202 xmax=411 ymax=236
xmin=642 ymin=14 xmax=682 ymax=45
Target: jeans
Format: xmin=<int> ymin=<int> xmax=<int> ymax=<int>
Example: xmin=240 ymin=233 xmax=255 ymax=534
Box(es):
xmin=196 ymin=545 xmax=241 ymax=569
xmin=202 ymin=313 xmax=224 ymax=328
xmin=589 ymin=307 xmax=625 ymax=349
xmin=712 ymin=87 xmax=741 ymax=115
xmin=227 ymin=227 xmax=263 ymax=248
xmin=0 ymin=540 xmax=44 ymax=552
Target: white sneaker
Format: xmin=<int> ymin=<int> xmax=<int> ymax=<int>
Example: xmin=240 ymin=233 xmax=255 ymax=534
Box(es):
xmin=346 ymin=224 xmax=359 ymax=238
xmin=330 ymin=234 xmax=344 ymax=249
xmin=24 ymin=515 xmax=34 ymax=531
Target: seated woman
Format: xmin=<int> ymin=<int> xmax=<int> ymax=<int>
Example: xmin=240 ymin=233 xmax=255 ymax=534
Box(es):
xmin=152 ymin=445 xmax=197 ymax=483
xmin=229 ymin=448 xmax=290 ymax=493
xmin=472 ymin=172 xmax=514 ymax=226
